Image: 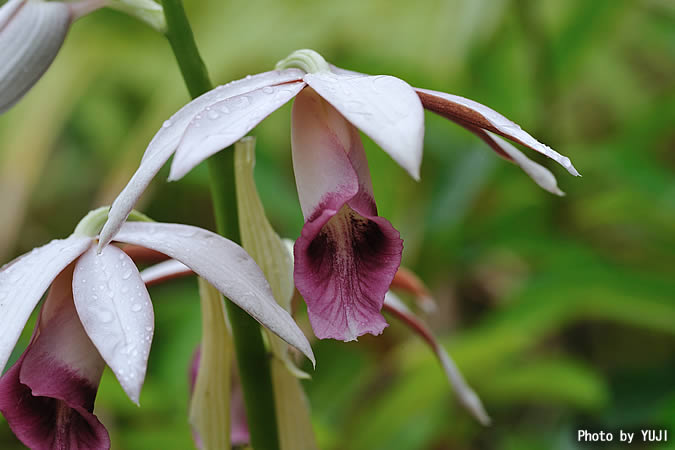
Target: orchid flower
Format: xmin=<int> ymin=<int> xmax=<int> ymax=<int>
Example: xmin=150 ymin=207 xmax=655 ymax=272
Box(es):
xmin=0 ymin=0 xmax=164 ymax=114
xmin=98 ymin=49 xmax=579 ymax=342
xmin=0 ymin=207 xmax=314 ymax=448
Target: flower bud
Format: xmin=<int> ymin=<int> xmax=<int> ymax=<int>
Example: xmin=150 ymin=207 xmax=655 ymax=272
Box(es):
xmin=0 ymin=0 xmax=73 ymax=114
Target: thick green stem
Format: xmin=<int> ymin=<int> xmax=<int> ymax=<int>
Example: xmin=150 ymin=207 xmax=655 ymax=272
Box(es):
xmin=161 ymin=1 xmax=280 ymax=449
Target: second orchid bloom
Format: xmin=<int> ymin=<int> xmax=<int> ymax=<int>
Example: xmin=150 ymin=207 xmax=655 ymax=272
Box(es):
xmin=99 ymin=49 xmax=579 ymax=342
xmin=0 ymin=208 xmax=313 ymax=448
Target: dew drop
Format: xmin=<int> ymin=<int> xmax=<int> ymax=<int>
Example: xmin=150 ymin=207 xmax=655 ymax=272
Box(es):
xmin=122 ymin=269 xmax=132 ymax=280
xmin=245 ymin=74 xmax=252 ymax=80
xmin=207 ymin=110 xmax=220 ymax=120
xmin=220 ymin=105 xmax=230 ymax=114
xmin=131 ymin=304 xmax=142 ymax=312
xmin=162 ymin=120 xmax=172 ymax=128
xmin=234 ymin=96 xmax=250 ymax=108
xmin=98 ymin=310 xmax=114 ymax=323
xmin=262 ymin=86 xmax=274 ymax=94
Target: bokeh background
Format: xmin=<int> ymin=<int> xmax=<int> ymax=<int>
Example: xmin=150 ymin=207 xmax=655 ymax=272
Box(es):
xmin=1 ymin=0 xmax=674 ymax=448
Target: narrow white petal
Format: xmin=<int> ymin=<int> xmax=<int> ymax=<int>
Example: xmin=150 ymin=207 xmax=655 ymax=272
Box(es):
xmin=170 ymin=81 xmax=305 ymax=181
xmin=383 ymin=290 xmax=409 ymax=312
xmin=0 ymin=0 xmax=72 ymax=114
xmin=384 ymin=292 xmax=491 ymax=426
xmin=139 ymin=259 xmax=191 ymax=286
xmin=113 ymin=222 xmax=315 ymax=365
xmin=0 ymin=235 xmax=91 ymax=373
xmin=72 ymin=245 xmax=154 ymax=405
xmin=486 ymin=131 xmax=565 ymax=196
xmin=142 ymin=69 xmax=305 ymax=164
xmin=98 ymin=69 xmax=305 ymax=250
xmin=416 ymin=88 xmax=580 ymax=177
xmin=305 ymin=71 xmax=424 ymax=180
xmin=435 ymin=347 xmax=491 ymax=426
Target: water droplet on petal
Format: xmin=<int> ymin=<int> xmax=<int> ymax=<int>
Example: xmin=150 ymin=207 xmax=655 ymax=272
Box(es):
xmin=262 ymin=86 xmax=274 ymax=94
xmin=131 ymin=304 xmax=142 ymax=312
xmin=207 ymin=110 xmax=219 ymax=120
xmin=162 ymin=120 xmax=172 ymax=128
xmin=122 ymin=269 xmax=132 ymax=280
xmin=233 ymin=96 xmax=250 ymax=108
xmin=98 ymin=310 xmax=114 ymax=323
xmin=220 ymin=105 xmax=230 ymax=114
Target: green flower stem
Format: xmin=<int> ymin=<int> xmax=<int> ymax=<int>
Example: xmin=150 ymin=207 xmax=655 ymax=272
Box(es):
xmin=161 ymin=1 xmax=280 ymax=449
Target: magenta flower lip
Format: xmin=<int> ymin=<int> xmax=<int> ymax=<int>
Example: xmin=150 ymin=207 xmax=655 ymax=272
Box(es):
xmin=291 ymin=87 xmax=403 ymax=340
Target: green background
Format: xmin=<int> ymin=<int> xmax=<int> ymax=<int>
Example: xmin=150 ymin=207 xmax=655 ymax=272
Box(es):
xmin=1 ymin=0 xmax=673 ymax=448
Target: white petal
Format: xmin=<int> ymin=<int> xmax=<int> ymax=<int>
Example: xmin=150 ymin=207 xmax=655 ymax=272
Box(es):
xmin=98 ymin=69 xmax=305 ymax=250
xmin=291 ymin=87 xmax=362 ymax=219
xmin=142 ymin=69 xmax=305 ymax=164
xmin=0 ymin=235 xmax=91 ymax=372
xmin=383 ymin=292 xmax=491 ymax=426
xmin=113 ymin=222 xmax=315 ymax=365
xmin=170 ymin=81 xmax=305 ymax=181
xmin=305 ymin=71 xmax=424 ymax=180
xmin=139 ymin=259 xmax=192 ymax=286
xmin=0 ymin=0 xmax=24 ymax=27
xmin=486 ymin=131 xmax=565 ymax=196
xmin=72 ymin=245 xmax=154 ymax=405
xmin=25 ymin=264 xmax=105 ymax=386
xmin=0 ymin=0 xmax=72 ymax=114
xmin=328 ymin=64 xmax=367 ymax=78
xmin=416 ymin=88 xmax=580 ymax=177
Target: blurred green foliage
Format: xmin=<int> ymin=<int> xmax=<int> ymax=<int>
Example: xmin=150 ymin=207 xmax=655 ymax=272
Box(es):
xmin=1 ymin=0 xmax=674 ymax=449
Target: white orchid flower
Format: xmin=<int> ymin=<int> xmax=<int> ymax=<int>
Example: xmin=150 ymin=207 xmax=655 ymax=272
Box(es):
xmin=0 ymin=207 xmax=314 ymax=448
xmin=99 ymin=48 xmax=579 ymax=342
